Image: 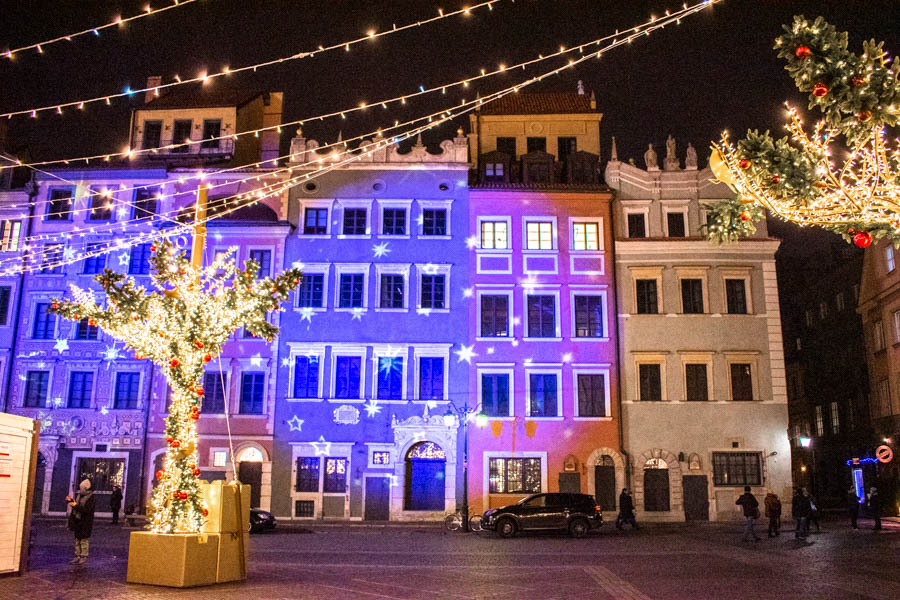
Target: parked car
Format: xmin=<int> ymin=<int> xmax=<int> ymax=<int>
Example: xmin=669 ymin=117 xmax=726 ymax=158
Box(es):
xmin=249 ymin=508 xmax=276 ymax=533
xmin=482 ymin=493 xmax=602 ymax=538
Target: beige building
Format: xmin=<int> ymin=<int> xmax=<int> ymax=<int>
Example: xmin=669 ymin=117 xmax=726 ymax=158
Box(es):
xmin=606 ymin=139 xmax=792 ymax=522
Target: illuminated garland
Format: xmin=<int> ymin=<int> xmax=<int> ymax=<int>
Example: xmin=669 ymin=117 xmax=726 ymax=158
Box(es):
xmin=706 ymin=16 xmax=900 ymax=247
xmin=48 ymin=236 xmax=301 ymax=534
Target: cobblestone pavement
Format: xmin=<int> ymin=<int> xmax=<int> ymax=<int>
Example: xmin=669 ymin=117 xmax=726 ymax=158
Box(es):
xmin=2 ymin=516 xmax=898 ymax=599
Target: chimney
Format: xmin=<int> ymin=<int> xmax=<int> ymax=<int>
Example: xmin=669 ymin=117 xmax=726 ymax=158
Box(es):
xmin=145 ymin=75 xmax=162 ymax=104
xmin=590 ymin=91 xmax=596 ymax=110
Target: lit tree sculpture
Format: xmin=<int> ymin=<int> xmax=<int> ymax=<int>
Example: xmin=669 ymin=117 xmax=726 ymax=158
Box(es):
xmin=706 ymin=16 xmax=900 ymax=247
xmin=48 ymin=236 xmax=301 ymax=533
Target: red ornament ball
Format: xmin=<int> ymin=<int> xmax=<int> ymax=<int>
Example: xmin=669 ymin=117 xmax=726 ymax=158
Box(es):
xmin=135 ymin=352 xmax=144 ymax=360
xmin=173 ymin=490 xmax=181 ymax=500
xmin=203 ymin=353 xmax=212 ymax=363
xmin=150 ymin=244 xmax=157 ymax=252
xmin=169 ymin=358 xmax=179 ymax=368
xmin=190 ymin=412 xmax=200 ymax=421
xmin=794 ymin=46 xmax=811 ymax=59
xmin=51 ymin=302 xmax=59 ymax=309
xmin=166 ymin=437 xmax=174 ymax=445
xmin=88 ymin=319 xmax=97 ymax=327
xmin=740 ymin=211 xmax=751 ymax=222
xmin=771 ymin=175 xmax=780 ymax=184
xmin=738 ymin=158 xmax=751 ymax=170
xmin=180 ymin=492 xmax=188 ymax=500
xmin=852 ymin=76 xmax=865 ymax=88
xmin=853 ymin=231 xmax=873 ymax=248
xmin=193 ymin=340 xmax=204 ymax=349
xmin=858 ymin=110 xmax=872 ymax=122
xmin=172 ymin=440 xmax=180 ymax=448
xmin=812 ymin=83 xmax=828 ymax=97
xmin=156 ymin=470 xmax=164 ymax=480
xmin=73 ymin=314 xmax=80 ymax=320
xmin=194 ymin=469 xmax=201 ymax=477
xmin=195 ymin=387 xmax=204 ymax=397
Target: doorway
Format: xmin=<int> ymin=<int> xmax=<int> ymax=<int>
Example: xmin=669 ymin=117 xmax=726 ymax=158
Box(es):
xmin=643 ymin=458 xmax=670 ymax=512
xmin=32 ymin=453 xmax=46 ymax=513
xmin=404 ymin=442 xmax=446 ymax=511
xmin=682 ymin=475 xmax=709 ymax=521
xmin=364 ymin=476 xmax=391 ymax=520
xmin=594 ymin=455 xmax=617 ymax=512
xmin=236 ymin=447 xmax=264 ymax=508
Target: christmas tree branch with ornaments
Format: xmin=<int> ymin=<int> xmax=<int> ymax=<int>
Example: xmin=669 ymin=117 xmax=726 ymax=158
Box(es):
xmin=705 ymin=15 xmax=900 ymax=247
xmin=48 ymin=239 xmax=301 ymax=534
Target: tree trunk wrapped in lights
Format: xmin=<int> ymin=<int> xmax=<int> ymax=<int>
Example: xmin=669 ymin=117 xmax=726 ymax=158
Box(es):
xmin=705 ymin=15 xmax=900 ymax=247
xmin=48 ymin=239 xmax=301 ymax=533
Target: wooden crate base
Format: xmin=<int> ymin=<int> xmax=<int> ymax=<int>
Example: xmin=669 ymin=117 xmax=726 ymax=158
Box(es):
xmin=127 ymin=531 xmax=244 ymax=588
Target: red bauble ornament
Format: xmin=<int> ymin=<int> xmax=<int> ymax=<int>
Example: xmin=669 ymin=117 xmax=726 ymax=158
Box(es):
xmin=190 ymin=412 xmax=200 ymax=421
xmin=51 ymin=302 xmax=59 ymax=309
xmin=180 ymin=492 xmax=188 ymax=500
xmin=135 ymin=352 xmax=144 ymax=360
xmin=771 ymin=175 xmax=780 ymax=184
xmin=852 ymin=76 xmax=865 ymax=88
xmin=812 ymin=83 xmax=828 ymax=97
xmin=794 ymin=46 xmax=811 ymax=59
xmin=173 ymin=490 xmax=181 ymax=500
xmin=172 ymin=440 xmax=180 ymax=448
xmin=156 ymin=470 xmax=164 ymax=480
xmin=169 ymin=358 xmax=179 ymax=368
xmin=853 ymin=231 xmax=873 ymax=248
xmin=150 ymin=244 xmax=157 ymax=252
xmin=738 ymin=158 xmax=751 ymax=170
xmin=740 ymin=211 xmax=751 ymax=222
xmin=858 ymin=110 xmax=872 ymax=122
xmin=202 ymin=509 xmax=209 ymax=517
xmin=193 ymin=340 xmax=204 ymax=349
xmin=166 ymin=437 xmax=174 ymax=445
xmin=88 ymin=319 xmax=97 ymax=327
xmin=195 ymin=387 xmax=204 ymax=397
xmin=194 ymin=469 xmax=201 ymax=477
xmin=73 ymin=314 xmax=80 ymax=320
xmin=203 ymin=353 xmax=212 ymax=363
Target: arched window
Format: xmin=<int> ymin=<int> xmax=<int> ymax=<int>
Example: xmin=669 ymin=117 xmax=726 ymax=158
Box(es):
xmin=404 ymin=441 xmax=446 ymax=511
xmin=236 ymin=447 xmax=264 ymax=463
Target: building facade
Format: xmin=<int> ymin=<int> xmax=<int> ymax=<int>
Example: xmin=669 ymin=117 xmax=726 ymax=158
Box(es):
xmin=606 ymin=142 xmax=792 ymax=521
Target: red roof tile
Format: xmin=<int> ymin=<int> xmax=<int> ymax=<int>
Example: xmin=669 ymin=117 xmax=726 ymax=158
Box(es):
xmin=478 ymin=93 xmax=596 ymax=115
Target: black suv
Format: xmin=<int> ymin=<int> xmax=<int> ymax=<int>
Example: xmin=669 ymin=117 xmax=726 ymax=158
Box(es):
xmin=482 ymin=493 xmax=602 ymax=538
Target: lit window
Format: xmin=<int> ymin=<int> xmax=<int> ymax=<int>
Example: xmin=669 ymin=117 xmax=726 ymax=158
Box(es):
xmin=526 ymin=222 xmax=553 ymax=250
xmin=830 ymin=401 xmax=840 ymax=435
xmin=887 ymin=246 xmax=896 ymax=272
xmin=213 ymin=451 xmax=227 ymax=468
xmin=480 ymin=221 xmax=508 ymax=249
xmin=573 ymin=222 xmax=599 ymax=251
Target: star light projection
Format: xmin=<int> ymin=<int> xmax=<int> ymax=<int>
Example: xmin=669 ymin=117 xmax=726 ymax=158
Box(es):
xmin=48 ymin=238 xmax=301 ymax=534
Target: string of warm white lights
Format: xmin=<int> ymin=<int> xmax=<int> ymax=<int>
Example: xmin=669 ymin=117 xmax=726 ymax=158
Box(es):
xmin=3 ymin=1 xmax=199 ymax=60
xmin=0 ymin=0 xmax=504 ymax=120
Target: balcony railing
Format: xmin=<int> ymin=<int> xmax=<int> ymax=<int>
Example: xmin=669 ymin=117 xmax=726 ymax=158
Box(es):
xmin=133 ymin=136 xmax=236 ymax=158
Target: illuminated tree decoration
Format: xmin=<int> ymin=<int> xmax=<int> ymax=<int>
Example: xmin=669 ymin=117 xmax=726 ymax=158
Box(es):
xmin=47 ymin=238 xmax=301 ymax=533
xmin=705 ymin=16 xmax=900 ymax=246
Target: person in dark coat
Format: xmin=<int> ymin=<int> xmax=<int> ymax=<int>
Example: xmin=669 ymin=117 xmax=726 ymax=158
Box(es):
xmin=109 ymin=486 xmax=123 ymax=525
xmin=616 ymin=488 xmax=639 ymax=530
xmin=868 ymin=487 xmax=882 ymax=530
xmin=847 ymin=487 xmax=860 ymax=529
xmin=735 ymin=486 xmax=761 ymax=542
xmin=66 ymin=479 xmax=95 ymax=565
xmin=792 ymin=487 xmax=810 ymax=539
xmin=804 ymin=488 xmax=821 ymax=533
xmin=764 ymin=490 xmax=781 ymax=537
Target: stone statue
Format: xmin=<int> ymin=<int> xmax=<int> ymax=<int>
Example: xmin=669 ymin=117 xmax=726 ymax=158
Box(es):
xmin=664 ymin=135 xmax=680 ymax=171
xmin=685 ymin=143 xmax=698 ymax=170
xmin=644 ymin=144 xmax=658 ymax=170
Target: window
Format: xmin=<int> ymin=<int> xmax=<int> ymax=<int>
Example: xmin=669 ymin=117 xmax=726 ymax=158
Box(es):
xmin=133 ymin=188 xmax=158 ymax=220
xmin=836 ymin=292 xmax=845 ymax=312
xmin=489 ymin=457 xmax=541 ymax=494
xmin=480 ymin=295 xmax=509 ymax=337
xmin=113 ymin=372 xmax=140 ymax=409
xmin=805 ymin=310 xmax=814 ymax=328
xmin=0 ymin=286 xmax=10 ymax=325
xmin=202 ymin=372 xmax=226 ymax=413
xmin=83 ymin=244 xmax=106 ymax=275
xmin=292 ymin=356 xmax=319 ymax=399
xmin=485 ymin=162 xmax=505 ymax=180
xmin=873 ymin=320 xmax=886 ymax=351
xmin=172 ymin=119 xmax=192 ymax=151
xmin=573 ymin=295 xmax=603 ymax=338
xmin=496 ymin=137 xmax=516 ymax=156
xmin=712 ymin=452 xmax=761 ymax=486
xmin=635 ymin=279 xmax=658 ymax=314
xmin=681 ymin=279 xmax=704 ymax=314
xmin=47 ymin=188 xmax=73 ymax=221
xmin=626 ymin=213 xmax=646 ymax=238
xmin=526 ymin=137 xmax=546 ymax=153
xmin=730 ymin=363 xmax=753 ymax=401
xmin=338 ymin=274 xmax=365 ymax=308
xmin=0 ymin=220 xmax=21 ymax=251
xmin=323 ymin=457 xmax=347 ymax=493
xmin=685 ymin=364 xmax=709 ymax=401
xmin=639 ymin=364 xmax=662 ymax=402
xmin=75 ymin=318 xmax=98 ymax=340
xmin=67 ymin=372 xmax=93 ymax=408
xmin=23 ymin=371 xmax=50 ymax=407
xmin=295 ymin=457 xmax=320 ymax=492
xmin=526 ymin=295 xmax=555 ymax=337
xmin=815 ymin=404 xmax=824 ymax=436
xmin=419 ymin=357 xmax=444 ymax=401
xmin=526 ymin=222 xmax=553 ymax=250
xmin=666 ymin=212 xmax=686 ymax=238
xmin=725 ymin=279 xmax=748 ymax=314
xmin=200 ymin=119 xmax=221 ymax=149
xmin=572 ymin=222 xmax=599 ymax=251
xmin=894 ymin=310 xmax=900 ymax=343
xmin=480 ymin=221 xmax=508 ymax=249
xmin=558 ymin=137 xmax=577 ymax=162
xmin=142 ymin=120 xmax=162 ymax=149
xmin=289 ymin=274 xmax=321 ymax=311
xmin=419 ymin=274 xmax=445 ymax=309
xmin=830 ymin=401 xmax=840 ymax=435
xmin=240 ymin=372 xmax=265 ymax=414
xmin=40 ymin=243 xmax=64 ymax=274
xmin=341 ymin=208 xmax=367 ymax=236
xmin=213 ymin=451 xmax=227 ymax=467
xmin=303 ymin=208 xmax=328 ymax=235
xmin=376 ymin=357 xmax=403 ymax=400
xmin=577 ymin=374 xmax=606 ymax=417
xmin=379 ymin=274 xmax=404 ymax=309
xmin=32 ymin=302 xmax=56 ymax=339
xmin=422 ymin=209 xmax=447 ymax=236
xmin=481 ymin=374 xmax=509 ymax=416
xmin=129 ymin=243 xmax=153 ymax=275
xmin=819 ymin=301 xmax=829 ymax=320
xmin=887 ymin=246 xmax=896 ymax=272
xmin=249 ymin=250 xmax=271 ymax=278
xmin=87 ymin=188 xmax=113 ymax=222
xmin=382 ymin=208 xmax=406 ymax=235
xmin=528 ymin=373 xmax=558 ymax=416
xmin=877 ymin=379 xmax=890 ymax=418
xmin=334 ymin=356 xmax=361 ymax=399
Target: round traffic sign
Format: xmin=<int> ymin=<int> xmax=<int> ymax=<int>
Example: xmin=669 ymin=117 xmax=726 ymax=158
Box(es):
xmin=876 ymin=445 xmax=893 ymax=463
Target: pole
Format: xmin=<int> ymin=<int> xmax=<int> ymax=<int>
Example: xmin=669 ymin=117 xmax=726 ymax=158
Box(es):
xmin=190 ymin=185 xmax=208 ymax=271
xmin=463 ymin=409 xmax=469 ymax=532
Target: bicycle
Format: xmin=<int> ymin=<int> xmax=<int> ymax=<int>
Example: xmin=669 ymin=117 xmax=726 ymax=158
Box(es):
xmin=444 ymin=511 xmax=483 ymax=532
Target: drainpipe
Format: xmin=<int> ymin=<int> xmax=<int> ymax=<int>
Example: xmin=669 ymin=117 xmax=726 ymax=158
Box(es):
xmin=137 ymin=363 xmax=155 ymax=513
xmin=2 ymin=174 xmax=38 ymax=413
xmin=607 ymin=187 xmax=630 ymax=490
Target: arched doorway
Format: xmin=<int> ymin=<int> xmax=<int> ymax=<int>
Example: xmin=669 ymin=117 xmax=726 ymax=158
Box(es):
xmin=404 ymin=442 xmax=446 ymax=510
xmin=643 ymin=457 xmax=670 ymax=512
xmin=236 ymin=447 xmax=264 ymax=508
xmin=594 ymin=455 xmax=617 ymax=512
xmin=32 ymin=453 xmax=46 ymax=514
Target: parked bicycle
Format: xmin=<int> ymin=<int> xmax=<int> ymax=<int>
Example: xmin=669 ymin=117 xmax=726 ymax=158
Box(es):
xmin=444 ymin=511 xmax=483 ymax=532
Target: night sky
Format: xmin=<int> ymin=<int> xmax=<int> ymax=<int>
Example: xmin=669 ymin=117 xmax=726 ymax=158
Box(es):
xmin=1 ymin=0 xmax=898 ymax=166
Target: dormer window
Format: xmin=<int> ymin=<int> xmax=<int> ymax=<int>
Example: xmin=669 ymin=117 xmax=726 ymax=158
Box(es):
xmin=485 ymin=163 xmax=504 ymax=181
xmin=526 ymin=137 xmax=546 ymax=153
xmin=142 ymin=121 xmax=162 ymax=149
xmin=201 ymin=119 xmax=221 ymax=149
xmin=172 ymin=119 xmax=192 ymax=152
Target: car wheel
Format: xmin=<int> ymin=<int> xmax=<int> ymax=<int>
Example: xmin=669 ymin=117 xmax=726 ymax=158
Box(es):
xmin=496 ymin=518 xmax=517 ymax=538
xmin=569 ymin=518 xmax=589 ymax=538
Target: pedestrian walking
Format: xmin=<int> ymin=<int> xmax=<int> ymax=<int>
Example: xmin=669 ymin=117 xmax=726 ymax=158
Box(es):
xmin=804 ymin=488 xmax=821 ymax=533
xmin=736 ymin=486 xmax=761 ymax=542
xmin=848 ymin=487 xmax=860 ymax=529
xmin=792 ymin=487 xmax=810 ymax=539
xmin=66 ymin=479 xmax=95 ymax=565
xmin=616 ymin=488 xmax=639 ymax=530
xmin=109 ymin=485 xmax=123 ymax=525
xmin=764 ymin=490 xmax=781 ymax=537
xmin=867 ymin=487 xmax=882 ymax=531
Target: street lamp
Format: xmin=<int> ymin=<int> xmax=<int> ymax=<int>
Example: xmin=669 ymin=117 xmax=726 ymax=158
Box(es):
xmin=799 ymin=437 xmax=812 ymax=448
xmin=798 ymin=437 xmax=815 ymax=495
xmin=444 ymin=404 xmax=487 ymax=531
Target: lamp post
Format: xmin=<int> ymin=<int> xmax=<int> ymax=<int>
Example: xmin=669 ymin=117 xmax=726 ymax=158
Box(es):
xmin=799 ymin=437 xmax=815 ymax=494
xmin=444 ymin=404 xmax=487 ymax=532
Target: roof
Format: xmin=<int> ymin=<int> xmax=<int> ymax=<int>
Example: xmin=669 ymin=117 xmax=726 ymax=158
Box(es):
xmin=140 ymin=87 xmax=270 ymax=110
xmin=477 ymin=93 xmax=596 ymax=115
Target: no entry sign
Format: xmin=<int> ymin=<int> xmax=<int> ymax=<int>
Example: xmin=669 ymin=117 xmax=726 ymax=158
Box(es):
xmin=875 ymin=445 xmax=893 ymax=464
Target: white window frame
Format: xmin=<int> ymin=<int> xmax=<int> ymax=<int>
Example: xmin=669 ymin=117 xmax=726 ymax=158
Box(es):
xmin=476 ymin=365 xmax=515 ymax=418
xmin=887 ymin=245 xmax=896 ymax=272
xmin=19 ymin=363 xmax=56 ymax=409
xmin=299 ymin=199 xmax=334 ymax=238
xmin=234 ymin=361 xmax=271 ymax=418
xmin=724 ymin=352 xmax=761 ymax=402
xmin=28 ymin=294 xmax=61 ymax=340
xmin=662 ymin=205 xmax=689 ymax=238
xmin=336 ymin=199 xmax=373 ymax=239
xmin=109 ymin=367 xmax=146 ymax=411
xmin=329 ymin=345 xmax=367 ymax=403
xmin=475 ymin=286 xmax=514 ymax=342
xmin=293 ymin=263 xmax=330 ymax=311
xmin=0 ymin=280 xmax=17 ymax=326
xmin=333 ymin=263 xmax=370 ymax=312
xmin=679 ymin=352 xmax=715 ymax=403
xmin=0 ymin=219 xmax=23 ymax=252
xmin=477 ymin=216 xmax=512 ymax=251
xmin=622 ymin=204 xmax=650 ymax=238
xmin=371 ymin=344 xmax=409 ymax=403
xmin=417 ymin=199 xmax=452 ymax=239
xmin=366 ymin=443 xmax=395 ymax=469
xmin=630 ymin=267 xmax=664 ymax=315
xmin=522 ymin=287 xmax=562 ymax=341
xmin=569 ymin=217 xmax=604 ymax=252
xmin=412 ymin=345 xmax=451 ymax=403
xmin=482 ymin=451 xmax=547 ymax=505
xmin=633 ymin=353 xmax=668 ymax=402
xmin=568 ymin=287 xmax=610 ymax=342
xmin=286 ymin=343 xmax=326 ymax=402
xmin=374 ymin=263 xmax=411 ymax=312
xmin=210 ymin=448 xmax=229 ymax=468
xmin=675 ymin=267 xmax=709 ymax=315
xmin=415 ymin=263 xmax=451 ymax=313
xmin=721 ymin=267 xmax=754 ymax=315
xmin=62 ymin=366 xmax=99 ymax=409
xmin=571 ymin=366 xmax=612 ymax=420
xmin=290 ymin=442 xmax=354 ymax=519
xmin=376 ymin=199 xmax=412 ymax=239
xmin=245 ymin=245 xmax=277 ymax=279
xmin=524 ymin=368 xmax=563 ymax=419
xmin=523 ymin=217 xmax=557 ymax=252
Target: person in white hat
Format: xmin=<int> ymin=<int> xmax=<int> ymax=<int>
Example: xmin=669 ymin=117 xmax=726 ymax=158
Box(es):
xmin=66 ymin=479 xmax=96 ymax=565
